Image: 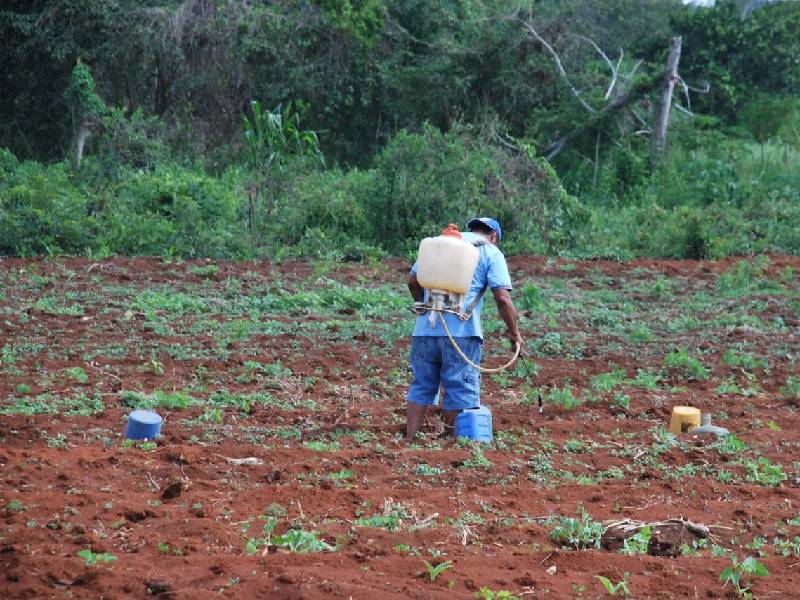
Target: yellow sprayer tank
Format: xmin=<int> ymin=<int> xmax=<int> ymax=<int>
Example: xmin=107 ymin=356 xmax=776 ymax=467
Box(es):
xmin=416 ymin=235 xmax=479 ymax=294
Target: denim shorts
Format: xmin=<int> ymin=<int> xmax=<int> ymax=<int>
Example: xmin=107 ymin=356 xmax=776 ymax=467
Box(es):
xmin=407 ymin=336 xmax=482 ymax=411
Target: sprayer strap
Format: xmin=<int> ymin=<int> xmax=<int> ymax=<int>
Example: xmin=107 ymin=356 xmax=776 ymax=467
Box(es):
xmin=438 ymin=312 xmax=520 ymax=374
xmin=461 ymin=285 xmax=488 ymax=320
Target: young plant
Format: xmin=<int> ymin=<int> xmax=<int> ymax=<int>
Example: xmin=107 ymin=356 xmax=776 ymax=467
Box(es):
xmin=595 ymin=573 xmax=631 ymax=597
xmin=549 ymin=512 xmax=603 ymax=550
xmin=78 ymin=549 xmax=117 ymax=566
xmin=475 ymin=588 xmax=520 ymax=600
xmin=272 ymin=528 xmax=335 ymax=553
xmin=780 ymin=376 xmax=800 ymax=400
xmin=462 ymin=445 xmax=492 ymax=469
xmin=719 ymin=555 xmax=768 ymax=599
xmin=745 ymin=457 xmax=787 ymax=487
xmin=620 ymin=526 xmax=651 ymax=555
xmin=421 ymin=559 xmax=453 ymax=582
xmin=545 ymin=385 xmax=581 ymax=409
xmin=663 ymin=348 xmax=709 ymax=380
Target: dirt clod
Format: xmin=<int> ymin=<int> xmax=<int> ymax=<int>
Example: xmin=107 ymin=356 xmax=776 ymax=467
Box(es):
xmin=161 ymin=481 xmax=183 ymax=500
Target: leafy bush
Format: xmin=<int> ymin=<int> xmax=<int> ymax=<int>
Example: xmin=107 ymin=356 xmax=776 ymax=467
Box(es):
xmin=0 ymin=153 xmax=97 ymax=256
xmin=101 ymin=165 xmax=247 ymax=258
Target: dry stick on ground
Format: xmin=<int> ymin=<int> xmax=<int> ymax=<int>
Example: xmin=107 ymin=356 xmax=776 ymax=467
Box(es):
xmin=603 ymin=517 xmax=710 ymax=538
xmin=300 ymin=395 xmax=354 ymax=440
xmin=88 ymin=361 xmax=122 ymax=383
xmin=146 ymin=472 xmax=160 ymax=491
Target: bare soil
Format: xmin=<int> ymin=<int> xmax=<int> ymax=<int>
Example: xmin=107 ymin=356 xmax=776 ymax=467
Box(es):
xmin=0 ymin=255 xmax=799 ymax=599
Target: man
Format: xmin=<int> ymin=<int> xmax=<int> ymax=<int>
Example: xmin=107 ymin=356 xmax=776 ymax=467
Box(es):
xmin=405 ymin=217 xmax=522 ymax=441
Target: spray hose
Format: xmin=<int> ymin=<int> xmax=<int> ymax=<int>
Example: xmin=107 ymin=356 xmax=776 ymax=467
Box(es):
xmin=438 ymin=312 xmax=521 ymax=374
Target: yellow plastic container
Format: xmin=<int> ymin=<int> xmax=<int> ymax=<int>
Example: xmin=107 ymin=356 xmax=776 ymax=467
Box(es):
xmin=669 ymin=406 xmax=701 ymax=435
xmin=416 ymin=235 xmax=479 ymax=294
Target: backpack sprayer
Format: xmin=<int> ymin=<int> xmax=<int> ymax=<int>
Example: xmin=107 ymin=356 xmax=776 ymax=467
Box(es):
xmin=412 ymin=224 xmax=521 ymax=374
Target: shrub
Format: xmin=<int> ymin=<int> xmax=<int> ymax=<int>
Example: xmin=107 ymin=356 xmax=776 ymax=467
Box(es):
xmin=0 ymin=153 xmax=97 ymax=256
xmin=100 ymin=165 xmax=247 ymax=258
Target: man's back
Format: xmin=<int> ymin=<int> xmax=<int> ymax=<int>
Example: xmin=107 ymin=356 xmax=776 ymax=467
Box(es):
xmin=410 ymin=231 xmax=512 ymax=339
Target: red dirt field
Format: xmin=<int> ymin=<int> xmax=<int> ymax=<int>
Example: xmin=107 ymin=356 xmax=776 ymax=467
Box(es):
xmin=1 ymin=255 xmax=799 ymax=599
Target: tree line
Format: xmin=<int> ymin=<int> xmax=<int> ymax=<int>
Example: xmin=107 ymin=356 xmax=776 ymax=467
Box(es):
xmin=1 ymin=0 xmax=799 ymax=259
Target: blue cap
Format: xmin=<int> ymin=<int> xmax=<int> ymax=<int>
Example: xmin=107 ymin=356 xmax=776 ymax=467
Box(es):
xmin=467 ymin=217 xmax=502 ymax=240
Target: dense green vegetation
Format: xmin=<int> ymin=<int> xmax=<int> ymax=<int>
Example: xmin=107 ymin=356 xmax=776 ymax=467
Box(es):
xmin=1 ymin=0 xmax=798 ymax=259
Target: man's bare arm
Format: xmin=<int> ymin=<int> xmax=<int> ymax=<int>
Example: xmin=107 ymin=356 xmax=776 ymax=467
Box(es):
xmin=408 ymin=273 xmax=424 ymax=303
xmin=492 ymin=287 xmax=522 ymax=348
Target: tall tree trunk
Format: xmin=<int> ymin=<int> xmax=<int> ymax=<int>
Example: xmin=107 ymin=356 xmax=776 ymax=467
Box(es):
xmin=650 ymin=36 xmax=682 ymax=163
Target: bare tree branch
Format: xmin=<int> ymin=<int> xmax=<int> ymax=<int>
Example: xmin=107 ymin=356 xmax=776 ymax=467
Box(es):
xmin=543 ymin=73 xmax=661 ymax=160
xmin=568 ymin=34 xmax=622 ymax=100
xmin=608 ymin=49 xmax=624 ymax=100
xmin=511 ymin=17 xmax=596 ymax=114
xmin=621 ymin=58 xmax=644 ymax=85
xmin=630 ymin=107 xmax=649 ymax=127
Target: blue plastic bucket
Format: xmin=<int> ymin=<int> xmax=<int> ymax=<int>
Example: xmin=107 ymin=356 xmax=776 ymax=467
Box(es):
xmin=125 ymin=409 xmax=163 ymax=440
xmin=454 ymin=405 xmax=493 ymax=442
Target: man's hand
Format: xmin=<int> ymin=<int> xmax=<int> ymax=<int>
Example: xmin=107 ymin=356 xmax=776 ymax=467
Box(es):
xmin=507 ymin=330 xmax=524 ymax=352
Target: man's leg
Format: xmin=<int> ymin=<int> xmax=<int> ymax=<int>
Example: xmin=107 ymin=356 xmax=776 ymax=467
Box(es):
xmin=406 ymin=402 xmax=428 ymax=441
xmin=406 ymin=337 xmax=439 ymax=442
xmin=440 ymin=336 xmax=482 ymax=437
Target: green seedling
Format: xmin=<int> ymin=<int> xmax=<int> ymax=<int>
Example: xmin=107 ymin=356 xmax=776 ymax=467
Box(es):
xmin=711 ymin=434 xmax=746 ymax=455
xmin=549 ymin=512 xmax=603 ymax=550
xmin=303 ymin=440 xmax=340 ymax=452
xmin=272 ymin=529 xmax=335 ymax=553
xmin=780 ymin=376 xmax=800 ymax=400
xmin=545 ymin=385 xmax=581 ymax=409
xmin=64 ymin=366 xmax=89 ymax=384
xmin=722 ymin=350 xmax=767 ymax=370
xmin=774 ymin=536 xmax=800 ymax=557
xmin=595 ymin=573 xmax=630 ymax=597
xmin=78 ymin=549 xmax=117 ymax=566
xmin=475 ymin=588 xmax=519 ymax=600
xmin=188 ymin=263 xmax=220 ymax=278
xmin=663 ymin=348 xmax=709 ymax=380
xmin=140 ymin=358 xmax=165 ymax=375
xmin=611 ymin=393 xmax=630 ymax=411
xmin=720 ymin=555 xmax=768 ymax=599
xmin=157 ymin=542 xmax=183 ymax=555
xmin=462 ymin=445 xmax=492 ymax=469
xmin=355 ymin=513 xmax=403 ymax=531
xmin=745 ymin=458 xmax=786 ymax=487
xmin=620 ymin=526 xmax=651 ymax=555
xmin=327 ymin=469 xmax=354 ymax=480
xmin=591 ymin=369 xmax=628 ymax=392
xmin=422 ymin=559 xmax=453 ymax=581
xmin=415 ymin=464 xmax=444 ymax=476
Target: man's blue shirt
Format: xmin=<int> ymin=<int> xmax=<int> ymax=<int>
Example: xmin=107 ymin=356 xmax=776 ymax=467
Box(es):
xmin=410 ymin=232 xmax=512 ymax=339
